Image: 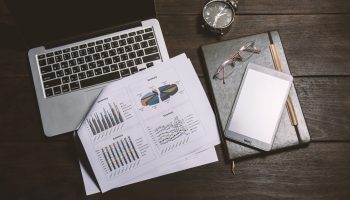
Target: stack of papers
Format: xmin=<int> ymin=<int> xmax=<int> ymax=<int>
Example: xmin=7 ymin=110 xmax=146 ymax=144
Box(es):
xmin=76 ymin=54 xmax=220 ymax=195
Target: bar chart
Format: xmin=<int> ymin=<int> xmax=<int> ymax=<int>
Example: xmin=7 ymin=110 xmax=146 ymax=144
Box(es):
xmin=99 ymin=136 xmax=140 ymax=173
xmin=87 ymin=102 xmax=124 ymax=135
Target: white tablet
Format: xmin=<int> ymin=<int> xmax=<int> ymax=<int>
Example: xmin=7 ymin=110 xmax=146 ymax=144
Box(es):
xmin=224 ymin=63 xmax=293 ymax=151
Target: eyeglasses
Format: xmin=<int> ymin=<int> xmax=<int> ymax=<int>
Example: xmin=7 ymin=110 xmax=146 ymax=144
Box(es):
xmin=213 ymin=41 xmax=261 ymax=84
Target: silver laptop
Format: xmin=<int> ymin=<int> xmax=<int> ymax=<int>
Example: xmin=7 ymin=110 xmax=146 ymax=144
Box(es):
xmin=6 ymin=0 xmax=169 ymax=137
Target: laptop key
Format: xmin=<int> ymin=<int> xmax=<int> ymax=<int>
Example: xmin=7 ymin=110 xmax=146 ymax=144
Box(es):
xmin=134 ymin=58 xmax=142 ymax=65
xmin=146 ymin=62 xmax=154 ymax=68
xmin=117 ymin=47 xmax=124 ymax=54
xmin=112 ymin=56 xmax=120 ymax=63
xmin=93 ymin=53 xmax=101 ymax=60
xmin=46 ymin=52 xmax=54 ymax=57
xmin=55 ymin=55 xmax=63 ymax=62
xmin=103 ymin=43 xmax=111 ymax=50
xmin=70 ymin=82 xmax=80 ymax=91
xmin=55 ymin=50 xmax=62 ymax=55
xmin=121 ymin=34 xmax=128 ymax=39
xmin=71 ymin=51 xmax=79 ymax=58
xmin=125 ymin=45 xmax=132 ymax=52
xmin=80 ymin=64 xmax=88 ymax=71
xmin=111 ymin=41 xmax=119 ymax=48
xmin=79 ymin=44 xmax=87 ymax=49
xmin=135 ymin=35 xmax=142 ymax=42
xmin=140 ymin=41 xmax=148 ymax=48
xmin=62 ymin=84 xmax=70 ymax=93
xmin=121 ymin=54 xmax=128 ymax=61
xmin=71 ymin=46 xmax=79 ymax=51
xmin=119 ymin=39 xmax=127 ymax=46
xmin=104 ymin=58 xmax=112 ymax=65
xmin=94 ymin=68 xmax=102 ymax=75
xmin=52 ymin=63 xmax=60 ymax=70
xmin=144 ymin=46 xmax=158 ymax=55
xmin=137 ymin=30 xmax=144 ymax=34
xmin=101 ymin=51 xmax=108 ymax=58
xmin=63 ymin=48 xmax=70 ymax=53
xmin=40 ymin=65 xmax=52 ymax=74
xmin=88 ymin=62 xmax=97 ymax=69
xmin=95 ymin=45 xmax=103 ymax=52
xmin=112 ymin=36 xmax=119 ymax=41
xmin=87 ymin=47 xmax=95 ymax=54
xmin=79 ymin=49 xmax=87 ymax=56
xmin=110 ymin=64 xmax=118 ymax=71
xmin=47 ymin=57 xmax=55 ymax=64
xmin=72 ymin=66 xmax=80 ymax=73
xmin=142 ymin=53 xmax=160 ymax=63
xmin=142 ymin=32 xmax=154 ymax=40
xmin=45 ymin=88 xmax=53 ymax=97
xmin=109 ymin=49 xmax=117 ymax=56
xmin=102 ymin=66 xmax=110 ymax=73
xmin=129 ymin=52 xmax=136 ymax=59
xmin=85 ymin=55 xmax=93 ymax=62
xmin=44 ymin=78 xmax=61 ymax=88
xmin=78 ymin=72 xmax=86 ymax=79
xmin=127 ymin=60 xmax=134 ymax=67
xmin=136 ymin=50 xmax=144 ymax=57
xmin=128 ymin=32 xmax=136 ymax=36
xmin=86 ymin=70 xmax=94 ymax=77
xmin=148 ymin=39 xmax=156 ymax=46
xmin=80 ymin=72 xmax=121 ymax=88
xmin=53 ymin=86 xmax=61 ymax=95
xmin=145 ymin=28 xmax=152 ymax=32
xmin=42 ymin=72 xmax=56 ymax=81
xmin=56 ymin=70 xmax=64 ymax=77
xmin=64 ymin=68 xmax=72 ymax=75
xmin=96 ymin=40 xmax=103 ymax=45
xmin=127 ymin=37 xmax=134 ymax=44
xmin=130 ymin=66 xmax=138 ymax=74
xmin=38 ymin=54 xmax=45 ymax=59
xmin=121 ymin=69 xmax=130 ymax=77
xmin=96 ymin=60 xmax=104 ymax=67
xmin=61 ymin=61 xmax=68 ymax=68
xmin=63 ymin=53 xmax=71 ymax=60
xmin=69 ymin=59 xmax=77 ymax=66
xmin=104 ymin=38 xmax=111 ymax=43
xmin=88 ymin=42 xmax=95 ymax=47
xmin=62 ymin=76 xmax=70 ymax=83
xmin=77 ymin=57 xmax=85 ymax=65
xmin=118 ymin=62 xmax=126 ymax=69
xmin=70 ymin=74 xmax=78 ymax=81
xmin=133 ymin=43 xmax=140 ymax=50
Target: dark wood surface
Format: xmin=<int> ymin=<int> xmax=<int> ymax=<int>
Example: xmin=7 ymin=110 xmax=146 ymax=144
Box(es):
xmin=0 ymin=0 xmax=349 ymax=199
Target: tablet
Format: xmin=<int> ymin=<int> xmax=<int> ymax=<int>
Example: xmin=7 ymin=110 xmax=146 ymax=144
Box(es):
xmin=224 ymin=63 xmax=293 ymax=151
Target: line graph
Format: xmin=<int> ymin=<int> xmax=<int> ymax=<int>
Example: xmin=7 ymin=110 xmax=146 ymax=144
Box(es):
xmin=154 ymin=117 xmax=189 ymax=145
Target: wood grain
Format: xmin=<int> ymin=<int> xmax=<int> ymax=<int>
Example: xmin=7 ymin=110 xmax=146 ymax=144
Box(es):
xmin=0 ymin=143 xmax=349 ymax=200
xmin=0 ymin=0 xmax=349 ymax=199
xmin=156 ymin=0 xmax=350 ymax=15
xmin=158 ymin=14 xmax=350 ymax=76
xmin=0 ymin=76 xmax=348 ymax=142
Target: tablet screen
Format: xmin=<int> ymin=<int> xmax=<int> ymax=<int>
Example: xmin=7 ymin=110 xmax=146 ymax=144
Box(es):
xmin=228 ymin=66 xmax=291 ymax=144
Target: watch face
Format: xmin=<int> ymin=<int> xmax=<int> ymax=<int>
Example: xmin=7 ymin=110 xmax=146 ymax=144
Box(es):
xmin=203 ymin=1 xmax=234 ymax=29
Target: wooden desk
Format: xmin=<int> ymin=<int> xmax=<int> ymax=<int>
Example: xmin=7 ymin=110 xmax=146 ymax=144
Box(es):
xmin=0 ymin=0 xmax=349 ymax=199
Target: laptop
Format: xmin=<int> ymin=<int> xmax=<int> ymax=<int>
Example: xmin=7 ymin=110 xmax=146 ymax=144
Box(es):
xmin=5 ymin=0 xmax=169 ymax=137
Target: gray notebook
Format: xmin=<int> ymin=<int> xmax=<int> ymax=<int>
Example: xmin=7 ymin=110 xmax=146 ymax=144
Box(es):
xmin=201 ymin=31 xmax=310 ymax=160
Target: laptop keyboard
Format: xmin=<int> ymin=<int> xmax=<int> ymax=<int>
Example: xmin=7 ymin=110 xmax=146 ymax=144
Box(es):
xmin=36 ymin=28 xmax=161 ymax=98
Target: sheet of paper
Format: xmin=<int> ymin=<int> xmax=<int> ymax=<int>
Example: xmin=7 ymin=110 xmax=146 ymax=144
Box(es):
xmin=80 ymin=146 xmax=218 ymax=195
xmin=77 ymin=54 xmax=220 ymax=192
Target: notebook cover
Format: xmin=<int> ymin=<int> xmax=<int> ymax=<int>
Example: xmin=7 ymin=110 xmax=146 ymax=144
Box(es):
xmin=201 ymin=31 xmax=310 ymax=160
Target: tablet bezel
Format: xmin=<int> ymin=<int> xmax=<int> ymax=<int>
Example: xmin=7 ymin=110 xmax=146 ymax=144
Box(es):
xmin=224 ymin=63 xmax=293 ymax=151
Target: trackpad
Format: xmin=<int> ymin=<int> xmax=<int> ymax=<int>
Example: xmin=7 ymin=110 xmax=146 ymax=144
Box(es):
xmin=84 ymin=87 xmax=104 ymax=108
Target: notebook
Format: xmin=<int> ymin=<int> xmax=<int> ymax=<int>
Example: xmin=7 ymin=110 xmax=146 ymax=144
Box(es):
xmin=200 ymin=31 xmax=310 ymax=160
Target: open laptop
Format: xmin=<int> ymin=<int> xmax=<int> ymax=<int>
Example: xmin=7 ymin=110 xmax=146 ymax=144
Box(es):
xmin=5 ymin=0 xmax=169 ymax=137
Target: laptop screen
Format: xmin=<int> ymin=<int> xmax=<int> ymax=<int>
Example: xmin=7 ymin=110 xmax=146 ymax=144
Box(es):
xmin=5 ymin=0 xmax=156 ymax=47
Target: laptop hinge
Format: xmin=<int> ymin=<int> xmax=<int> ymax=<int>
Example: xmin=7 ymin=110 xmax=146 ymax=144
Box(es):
xmin=45 ymin=21 xmax=142 ymax=49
